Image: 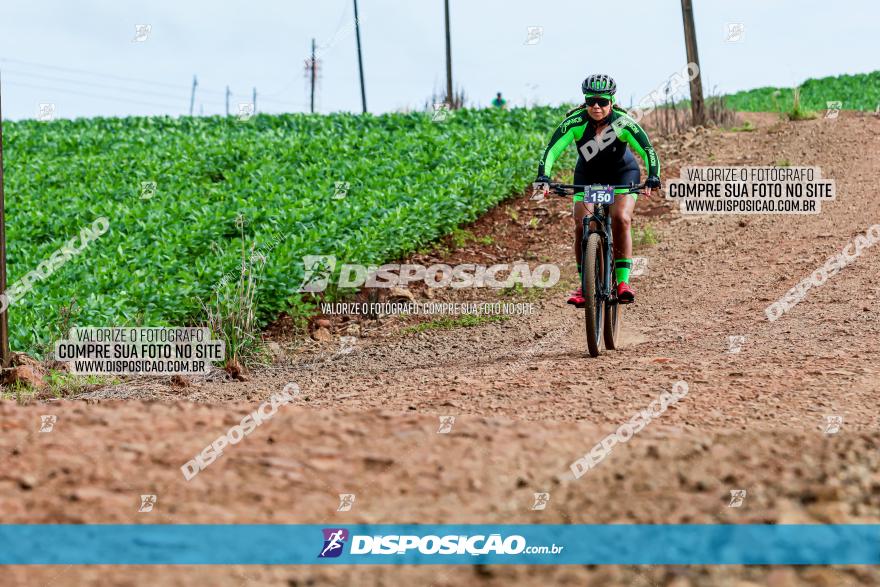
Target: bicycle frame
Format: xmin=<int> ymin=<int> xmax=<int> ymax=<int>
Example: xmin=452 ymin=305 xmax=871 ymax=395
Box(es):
xmin=540 ymin=181 xmax=644 ymax=354
xmin=585 ymin=203 xmax=615 ymax=303
xmin=548 ymin=182 xmax=645 ymax=304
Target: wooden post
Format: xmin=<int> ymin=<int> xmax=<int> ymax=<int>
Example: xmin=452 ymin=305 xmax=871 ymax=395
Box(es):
xmin=189 ymin=75 xmax=198 ymax=116
xmin=444 ymin=0 xmax=453 ymax=106
xmin=680 ymin=0 xmax=705 ymax=126
xmin=310 ymin=38 xmax=317 ymax=114
xmin=0 ymin=73 xmax=11 ymax=366
xmin=353 ymin=0 xmax=367 ymax=114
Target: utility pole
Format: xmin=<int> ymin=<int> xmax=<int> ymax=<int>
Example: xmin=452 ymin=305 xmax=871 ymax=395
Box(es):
xmin=189 ymin=75 xmax=198 ymax=116
xmin=225 ymin=86 xmax=231 ymax=116
xmin=310 ymin=38 xmax=316 ymax=113
xmin=444 ymin=0 xmax=453 ymax=106
xmin=680 ymin=0 xmax=705 ymax=126
xmin=252 ymin=87 xmax=257 ymax=113
xmin=353 ymin=0 xmax=367 ymax=113
xmin=304 ymin=40 xmax=321 ymax=114
xmin=0 ymin=73 xmax=10 ymax=366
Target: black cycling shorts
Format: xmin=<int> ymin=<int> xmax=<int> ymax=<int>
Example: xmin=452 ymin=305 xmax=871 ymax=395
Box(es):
xmin=573 ymin=161 xmax=641 ymax=203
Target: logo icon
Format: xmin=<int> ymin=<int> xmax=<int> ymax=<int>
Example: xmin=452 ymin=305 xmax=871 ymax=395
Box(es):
xmin=728 ymin=489 xmax=746 ymax=508
xmin=727 ymin=335 xmax=746 ymax=354
xmin=524 ymin=26 xmax=544 ymax=45
xmin=825 ymin=101 xmax=842 ymax=119
xmin=631 ymin=257 xmax=649 ymax=278
xmin=333 ymin=181 xmax=350 ymax=200
xmin=39 ymin=415 xmax=57 ymax=432
xmin=297 ymin=255 xmax=337 ymax=292
xmin=319 ymin=528 xmax=349 ymax=558
xmin=532 ymin=492 xmax=550 ymax=510
xmin=432 ymin=103 xmax=450 ymax=122
xmin=337 ymin=493 xmax=356 ymax=512
xmin=437 ymin=415 xmax=456 ymax=434
xmin=237 ymin=103 xmax=255 ymax=121
xmin=338 ymin=335 xmax=357 ymax=355
xmin=725 ymin=23 xmax=745 ymax=42
xmin=37 ymin=103 xmax=56 ymax=122
xmin=140 ymin=181 xmax=157 ymax=200
xmin=138 ymin=494 xmax=157 ymax=512
xmin=132 ymin=24 xmax=152 ymax=42
xmin=823 ymin=414 xmax=842 ymax=435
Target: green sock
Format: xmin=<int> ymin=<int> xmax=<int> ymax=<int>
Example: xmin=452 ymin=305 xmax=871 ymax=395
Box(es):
xmin=577 ymin=264 xmax=582 ymax=280
xmin=614 ymin=258 xmax=632 ymax=284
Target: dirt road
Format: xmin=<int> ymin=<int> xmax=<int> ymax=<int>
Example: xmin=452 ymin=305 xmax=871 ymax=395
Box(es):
xmin=3 ymin=111 xmax=880 ymax=586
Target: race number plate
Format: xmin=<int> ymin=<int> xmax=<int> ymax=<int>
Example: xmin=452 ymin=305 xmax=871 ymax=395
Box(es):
xmin=583 ymin=185 xmax=614 ymax=204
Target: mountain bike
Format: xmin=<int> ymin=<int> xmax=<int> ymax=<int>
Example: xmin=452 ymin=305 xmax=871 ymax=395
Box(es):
xmin=548 ymin=182 xmax=645 ymax=357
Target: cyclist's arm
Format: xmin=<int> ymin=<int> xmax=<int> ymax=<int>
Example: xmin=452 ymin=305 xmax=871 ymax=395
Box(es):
xmin=537 ymin=111 xmax=588 ymax=177
xmin=611 ymin=113 xmax=661 ymax=179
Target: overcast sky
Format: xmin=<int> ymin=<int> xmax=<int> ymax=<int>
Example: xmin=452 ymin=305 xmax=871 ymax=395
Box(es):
xmin=0 ymin=0 xmax=877 ymax=120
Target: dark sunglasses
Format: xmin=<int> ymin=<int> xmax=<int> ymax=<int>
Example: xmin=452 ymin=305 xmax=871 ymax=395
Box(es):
xmin=585 ymin=97 xmax=611 ymax=107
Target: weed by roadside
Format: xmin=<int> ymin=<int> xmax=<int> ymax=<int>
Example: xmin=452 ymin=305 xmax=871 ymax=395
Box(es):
xmin=403 ymin=314 xmax=509 ymax=334
xmin=44 ymin=372 xmax=118 ymax=398
xmin=0 ymin=371 xmax=118 ymax=402
xmin=29 ymin=299 xmax=79 ymax=361
xmin=201 ymin=218 xmax=271 ymax=371
xmin=729 ymin=120 xmax=756 ymax=132
xmin=633 ymin=224 xmax=659 ymax=249
xmin=786 ymin=87 xmax=817 ymax=121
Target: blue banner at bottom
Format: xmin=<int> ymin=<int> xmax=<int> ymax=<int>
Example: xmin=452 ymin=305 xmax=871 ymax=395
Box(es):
xmin=1 ymin=524 xmax=878 ymax=565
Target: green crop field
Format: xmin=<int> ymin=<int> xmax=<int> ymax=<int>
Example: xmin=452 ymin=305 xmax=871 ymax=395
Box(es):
xmin=723 ymin=70 xmax=880 ymax=113
xmin=2 ymin=106 xmax=575 ymax=354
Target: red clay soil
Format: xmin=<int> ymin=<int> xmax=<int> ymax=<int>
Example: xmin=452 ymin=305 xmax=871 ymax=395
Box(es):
xmin=3 ymin=111 xmax=880 ymax=586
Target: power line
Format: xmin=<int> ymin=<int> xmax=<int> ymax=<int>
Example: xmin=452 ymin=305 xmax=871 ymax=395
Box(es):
xmin=1 ymin=68 xmax=211 ymax=104
xmin=0 ymin=57 xmax=209 ymax=94
xmin=0 ymin=80 xmax=185 ymax=111
xmin=1 ymin=57 xmax=308 ymax=108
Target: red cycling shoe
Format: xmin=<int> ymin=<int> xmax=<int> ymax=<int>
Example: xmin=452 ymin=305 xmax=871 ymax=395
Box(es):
xmin=617 ymin=282 xmax=635 ymax=304
xmin=567 ymin=286 xmax=586 ymax=308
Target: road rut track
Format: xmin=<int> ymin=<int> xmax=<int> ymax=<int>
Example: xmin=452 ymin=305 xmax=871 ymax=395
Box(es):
xmin=3 ymin=112 xmax=880 ymax=586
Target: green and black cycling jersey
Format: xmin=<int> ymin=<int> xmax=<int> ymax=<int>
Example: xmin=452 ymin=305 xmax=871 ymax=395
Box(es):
xmin=537 ymin=105 xmax=660 ymax=184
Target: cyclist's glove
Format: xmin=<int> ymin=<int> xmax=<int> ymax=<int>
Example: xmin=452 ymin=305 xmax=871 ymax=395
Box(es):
xmin=646 ymin=176 xmax=661 ymax=189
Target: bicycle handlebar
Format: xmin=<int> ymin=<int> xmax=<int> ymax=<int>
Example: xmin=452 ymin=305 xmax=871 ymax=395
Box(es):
xmin=547 ymin=182 xmax=645 ymax=195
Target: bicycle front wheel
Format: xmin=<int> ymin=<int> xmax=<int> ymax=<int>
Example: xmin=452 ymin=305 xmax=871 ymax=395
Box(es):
xmin=582 ymin=232 xmax=605 ymax=357
xmin=603 ymin=276 xmax=621 ymax=350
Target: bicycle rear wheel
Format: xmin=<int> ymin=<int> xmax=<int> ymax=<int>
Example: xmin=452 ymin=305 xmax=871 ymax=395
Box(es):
xmin=582 ymin=233 xmax=604 ymax=357
xmin=603 ymin=279 xmax=621 ymax=350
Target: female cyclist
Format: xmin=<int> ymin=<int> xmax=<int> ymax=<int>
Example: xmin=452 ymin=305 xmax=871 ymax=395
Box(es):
xmin=533 ymin=74 xmax=660 ymax=305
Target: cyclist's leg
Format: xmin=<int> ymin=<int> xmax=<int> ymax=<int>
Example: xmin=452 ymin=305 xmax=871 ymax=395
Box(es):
xmin=573 ymin=200 xmax=594 ymax=270
xmin=609 ymin=167 xmax=641 ymax=291
xmin=572 ymin=163 xmax=596 ymax=277
xmin=610 ymin=192 xmax=636 ymax=260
